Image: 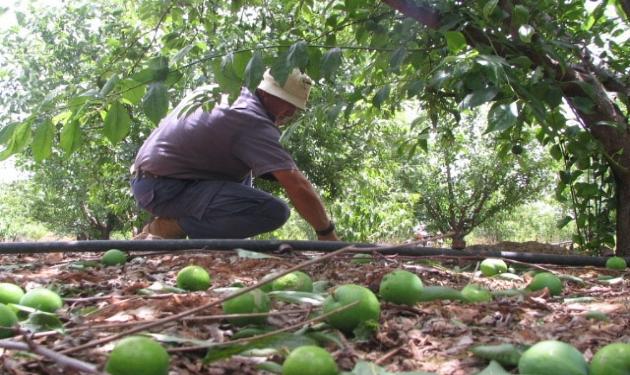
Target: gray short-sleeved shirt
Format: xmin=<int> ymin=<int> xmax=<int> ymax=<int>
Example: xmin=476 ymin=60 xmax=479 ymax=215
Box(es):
xmin=134 ymin=88 xmax=297 ymax=181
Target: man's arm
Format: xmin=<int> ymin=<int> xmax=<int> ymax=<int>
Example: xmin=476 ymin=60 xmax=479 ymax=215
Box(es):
xmin=272 ymin=169 xmax=339 ymax=241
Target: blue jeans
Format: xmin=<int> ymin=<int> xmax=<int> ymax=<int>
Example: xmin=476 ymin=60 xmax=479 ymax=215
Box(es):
xmin=130 ymin=176 xmax=290 ymax=239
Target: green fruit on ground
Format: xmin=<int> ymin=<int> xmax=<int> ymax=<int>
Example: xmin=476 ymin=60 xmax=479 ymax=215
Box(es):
xmin=526 ymin=272 xmax=563 ymax=296
xmin=0 ymin=282 xmax=25 ymax=305
xmin=606 ymin=256 xmax=627 ymax=270
xmin=282 ymin=345 xmax=338 ymax=375
xmin=351 ymin=253 xmax=372 ymax=264
xmin=105 ymin=336 xmax=170 ymax=375
xmin=379 ymin=269 xmax=423 ymax=306
xmin=101 ymin=249 xmax=128 ymax=266
xmin=480 ymin=258 xmax=508 ymax=277
xmin=19 ymin=288 xmax=63 ymax=313
xmin=222 ymin=289 xmax=271 ymax=326
xmin=322 ymin=284 xmax=380 ymax=334
xmin=176 ymin=265 xmax=211 ymax=291
xmin=272 ymin=271 xmax=313 ymax=292
xmin=259 ymin=275 xmax=274 ymax=293
xmin=461 ymin=284 xmax=493 ymax=303
xmin=518 ymin=340 xmax=588 ymax=375
xmin=590 ymin=342 xmax=630 ymax=375
xmin=0 ymin=303 xmax=18 ymax=339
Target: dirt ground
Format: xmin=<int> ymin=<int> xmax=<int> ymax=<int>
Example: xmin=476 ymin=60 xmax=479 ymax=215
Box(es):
xmin=0 ymin=246 xmax=628 ymax=374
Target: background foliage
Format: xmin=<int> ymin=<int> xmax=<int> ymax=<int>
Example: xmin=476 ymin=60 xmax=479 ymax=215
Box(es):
xmin=1 ymin=0 xmax=627 ymax=255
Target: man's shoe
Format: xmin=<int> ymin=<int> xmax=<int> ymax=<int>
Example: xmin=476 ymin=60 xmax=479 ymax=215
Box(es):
xmin=137 ymin=217 xmax=186 ymax=239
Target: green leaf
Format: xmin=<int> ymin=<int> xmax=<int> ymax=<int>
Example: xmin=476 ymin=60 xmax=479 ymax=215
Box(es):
xmin=486 ymin=102 xmax=518 ymax=133
xmin=172 ymin=44 xmax=195 ymax=64
xmin=0 ymin=122 xmax=32 ymax=161
xmin=584 ymin=310 xmax=609 ymax=321
xmin=204 ymin=333 xmax=317 ymax=364
xmin=103 ymin=101 xmax=131 ymax=144
xmin=557 ymin=215 xmax=573 ymax=229
xmin=99 ymin=74 xmax=119 ymax=97
xmin=459 ymin=87 xmax=498 ymax=109
xmin=418 ymin=286 xmax=464 ymax=302
xmin=511 ymin=5 xmax=530 ymax=26
xmin=405 ymin=80 xmax=425 ymax=98
xmin=306 ymin=47 xmax=322 ymax=81
xmin=32 ymin=120 xmax=54 ymax=162
xmin=119 ymin=79 xmax=146 ymax=105
xmin=270 ymin=49 xmax=293 ymax=86
xmin=60 ymin=119 xmax=82 ymax=155
xmin=232 ymin=51 xmax=252 ymax=80
xmin=518 ymin=25 xmax=535 ymax=43
xmin=23 ymin=312 xmax=65 ymax=333
xmin=572 ymin=96 xmax=595 ymax=114
xmin=483 ymin=0 xmax=499 ymax=18
xmin=235 ymin=249 xmax=279 ymax=259
xmin=389 ymin=47 xmax=408 ymax=72
xmin=574 ymin=182 xmax=599 ymax=198
xmin=445 ymin=31 xmax=467 ymax=53
xmin=475 ymin=360 xmax=511 ymax=375
xmin=148 ymin=56 xmax=169 ymax=81
xmin=321 ymin=48 xmax=343 ymax=81
xmin=549 ymin=144 xmax=563 ymax=160
xmin=244 ymin=51 xmax=265 ymax=92
xmin=256 ymin=361 xmax=283 ymax=374
xmin=327 ymin=103 xmax=343 ymax=124
xmin=470 ymin=343 xmax=526 ymax=367
xmin=143 ymin=82 xmax=169 ymax=125
xmin=373 ymin=85 xmax=390 ymax=109
xmin=287 ymin=40 xmax=309 ymax=70
xmin=267 ymin=291 xmax=326 ymax=305
xmin=346 ymin=360 xmax=438 ymax=374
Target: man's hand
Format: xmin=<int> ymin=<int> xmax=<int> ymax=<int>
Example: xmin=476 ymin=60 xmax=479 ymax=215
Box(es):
xmin=272 ymin=169 xmax=340 ymax=241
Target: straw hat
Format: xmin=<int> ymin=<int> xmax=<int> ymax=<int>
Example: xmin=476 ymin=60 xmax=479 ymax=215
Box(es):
xmin=257 ymin=68 xmax=313 ymax=109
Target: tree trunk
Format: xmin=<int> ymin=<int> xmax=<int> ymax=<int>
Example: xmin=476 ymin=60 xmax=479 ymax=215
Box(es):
xmin=616 ymin=176 xmax=630 ymax=255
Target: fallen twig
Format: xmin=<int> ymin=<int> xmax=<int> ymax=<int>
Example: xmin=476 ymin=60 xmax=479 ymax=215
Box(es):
xmin=0 ymin=339 xmax=103 ymax=374
xmin=167 ymin=300 xmax=360 ymax=353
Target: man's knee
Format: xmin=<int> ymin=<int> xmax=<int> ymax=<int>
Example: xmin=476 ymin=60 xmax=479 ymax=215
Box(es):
xmin=264 ymin=197 xmax=290 ymax=229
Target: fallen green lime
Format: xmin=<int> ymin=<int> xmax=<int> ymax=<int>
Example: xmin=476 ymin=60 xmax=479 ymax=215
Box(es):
xmin=379 ymin=269 xmax=423 ymax=306
xmin=282 ymin=345 xmax=338 ymax=375
xmin=105 ymin=336 xmax=170 ymax=375
xmin=0 ymin=303 xmax=18 ymax=339
xmin=322 ymin=284 xmax=380 ymax=334
xmin=480 ymin=258 xmax=508 ymax=277
xmin=0 ymin=282 xmax=25 ymax=305
xmin=176 ymin=265 xmax=211 ymax=291
xmin=526 ymin=272 xmax=563 ymax=296
xmin=272 ymin=271 xmax=313 ymax=292
xmin=605 ymin=256 xmax=627 ymax=270
xmin=222 ymin=289 xmax=271 ymax=326
xmin=518 ymin=340 xmax=588 ymax=375
xmin=19 ymin=288 xmax=63 ymax=313
xmin=101 ymin=249 xmax=128 ymax=266
xmin=590 ymin=342 xmax=630 ymax=375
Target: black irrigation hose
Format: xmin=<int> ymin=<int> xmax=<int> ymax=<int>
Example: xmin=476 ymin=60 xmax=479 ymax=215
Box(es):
xmin=0 ymin=239 xmax=627 ymax=267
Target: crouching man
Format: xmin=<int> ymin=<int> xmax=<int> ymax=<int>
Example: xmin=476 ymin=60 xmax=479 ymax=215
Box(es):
xmin=130 ymin=69 xmax=338 ymax=241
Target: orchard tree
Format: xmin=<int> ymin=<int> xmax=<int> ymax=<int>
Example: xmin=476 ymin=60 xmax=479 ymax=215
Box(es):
xmin=1 ymin=0 xmax=629 ymax=253
xmin=401 ymin=111 xmax=551 ymax=248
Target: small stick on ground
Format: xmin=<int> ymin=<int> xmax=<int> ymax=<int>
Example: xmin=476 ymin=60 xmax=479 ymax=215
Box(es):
xmin=0 ymin=339 xmax=103 ymax=374
xmin=375 ymin=346 xmax=403 ymax=365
